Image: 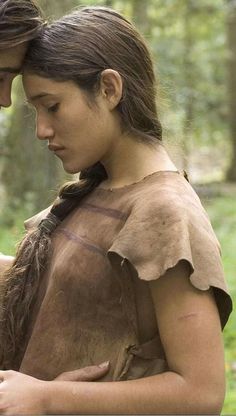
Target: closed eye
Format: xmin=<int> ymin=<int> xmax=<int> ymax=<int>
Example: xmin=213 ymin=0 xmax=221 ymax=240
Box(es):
xmin=48 ymin=103 xmax=60 ymax=113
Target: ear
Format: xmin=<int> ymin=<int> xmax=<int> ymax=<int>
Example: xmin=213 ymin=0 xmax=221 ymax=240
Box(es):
xmin=99 ymin=69 xmax=123 ymax=110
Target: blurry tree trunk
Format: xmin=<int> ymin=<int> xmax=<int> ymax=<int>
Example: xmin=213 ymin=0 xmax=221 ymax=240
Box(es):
xmin=104 ymin=0 xmax=113 ymax=6
xmin=226 ymin=0 xmax=236 ymax=181
xmin=181 ymin=0 xmax=195 ymax=174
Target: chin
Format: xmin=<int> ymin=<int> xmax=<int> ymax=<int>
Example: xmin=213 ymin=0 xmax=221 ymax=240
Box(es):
xmin=62 ymin=158 xmax=99 ymax=175
xmin=62 ymin=165 xmax=80 ymax=175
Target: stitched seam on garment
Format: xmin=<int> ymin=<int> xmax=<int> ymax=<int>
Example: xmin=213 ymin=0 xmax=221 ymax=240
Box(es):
xmin=81 ymin=203 xmax=127 ymax=220
xmin=55 ymin=228 xmax=106 ymax=257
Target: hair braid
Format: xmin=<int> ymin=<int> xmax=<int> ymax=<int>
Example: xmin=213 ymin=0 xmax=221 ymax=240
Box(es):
xmin=0 ymin=162 xmax=107 ymax=369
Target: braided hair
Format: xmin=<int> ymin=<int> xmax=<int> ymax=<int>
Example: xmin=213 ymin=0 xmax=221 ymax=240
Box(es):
xmin=0 ymin=163 xmax=107 ymax=368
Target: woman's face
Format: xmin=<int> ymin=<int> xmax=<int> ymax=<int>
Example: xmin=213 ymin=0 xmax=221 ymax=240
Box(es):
xmin=23 ymin=73 xmax=121 ymax=174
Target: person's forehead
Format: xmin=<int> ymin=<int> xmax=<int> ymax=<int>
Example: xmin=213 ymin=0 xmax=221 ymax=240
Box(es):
xmin=0 ymin=43 xmax=28 ymax=73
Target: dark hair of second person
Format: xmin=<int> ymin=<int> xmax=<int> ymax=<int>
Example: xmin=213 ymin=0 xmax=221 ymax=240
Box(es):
xmin=0 ymin=0 xmax=43 ymax=49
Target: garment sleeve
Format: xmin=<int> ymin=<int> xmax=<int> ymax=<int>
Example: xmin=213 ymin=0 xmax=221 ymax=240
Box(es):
xmin=24 ymin=206 xmax=52 ymax=231
xmin=107 ymin=195 xmax=232 ymax=329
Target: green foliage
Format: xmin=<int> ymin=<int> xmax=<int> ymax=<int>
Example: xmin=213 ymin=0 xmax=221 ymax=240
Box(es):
xmin=147 ymin=0 xmax=228 ymax=147
xmin=0 ymin=195 xmax=36 ymax=254
xmin=0 ymin=218 xmax=25 ymax=255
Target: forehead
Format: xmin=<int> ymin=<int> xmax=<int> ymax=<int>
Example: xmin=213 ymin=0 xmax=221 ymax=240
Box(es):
xmin=0 ymin=43 xmax=28 ymax=73
xmin=23 ymin=73 xmax=80 ymax=100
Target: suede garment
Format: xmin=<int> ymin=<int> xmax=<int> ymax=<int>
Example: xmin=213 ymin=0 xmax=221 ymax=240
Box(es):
xmin=14 ymin=171 xmax=232 ymax=381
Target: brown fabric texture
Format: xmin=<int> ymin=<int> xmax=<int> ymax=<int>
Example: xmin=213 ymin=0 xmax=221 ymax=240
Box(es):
xmin=11 ymin=171 xmax=232 ymax=381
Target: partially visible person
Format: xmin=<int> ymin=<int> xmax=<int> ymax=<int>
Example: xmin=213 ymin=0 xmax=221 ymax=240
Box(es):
xmin=0 ymin=0 xmax=43 ymax=109
xmin=0 ymin=0 xmax=44 ymax=279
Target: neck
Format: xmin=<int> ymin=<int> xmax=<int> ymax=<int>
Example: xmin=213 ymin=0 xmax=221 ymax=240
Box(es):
xmin=100 ymin=133 xmax=177 ymax=189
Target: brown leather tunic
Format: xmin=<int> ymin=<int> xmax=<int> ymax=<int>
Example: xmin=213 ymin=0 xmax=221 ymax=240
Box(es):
xmin=19 ymin=171 xmax=232 ymax=381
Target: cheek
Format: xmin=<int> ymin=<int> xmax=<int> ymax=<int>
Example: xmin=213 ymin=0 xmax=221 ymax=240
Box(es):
xmin=61 ymin=104 xmax=110 ymax=155
xmin=61 ymin=108 xmax=89 ymax=136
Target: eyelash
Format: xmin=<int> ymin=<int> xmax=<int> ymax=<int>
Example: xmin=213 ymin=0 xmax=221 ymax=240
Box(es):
xmin=48 ymin=103 xmax=60 ymax=113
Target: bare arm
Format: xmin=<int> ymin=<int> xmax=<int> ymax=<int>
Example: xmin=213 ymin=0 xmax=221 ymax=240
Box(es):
xmin=0 ymin=261 xmax=224 ymax=415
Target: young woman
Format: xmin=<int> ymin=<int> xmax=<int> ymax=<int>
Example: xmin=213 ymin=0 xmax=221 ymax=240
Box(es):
xmin=0 ymin=6 xmax=232 ymax=415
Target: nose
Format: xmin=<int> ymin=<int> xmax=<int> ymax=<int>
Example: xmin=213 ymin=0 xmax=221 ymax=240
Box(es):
xmin=0 ymin=82 xmax=12 ymax=108
xmin=36 ymin=114 xmax=54 ymax=140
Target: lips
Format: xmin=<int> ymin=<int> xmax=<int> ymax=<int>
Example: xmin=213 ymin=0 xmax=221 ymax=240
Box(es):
xmin=48 ymin=144 xmax=65 ymax=152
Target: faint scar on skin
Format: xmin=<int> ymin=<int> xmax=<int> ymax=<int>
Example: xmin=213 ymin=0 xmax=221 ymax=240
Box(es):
xmin=178 ymin=313 xmax=198 ymax=321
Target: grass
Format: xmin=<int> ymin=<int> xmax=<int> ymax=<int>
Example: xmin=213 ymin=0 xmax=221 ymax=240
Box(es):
xmin=0 ymin=194 xmax=235 ymax=413
xmin=203 ymin=196 xmax=236 ymax=414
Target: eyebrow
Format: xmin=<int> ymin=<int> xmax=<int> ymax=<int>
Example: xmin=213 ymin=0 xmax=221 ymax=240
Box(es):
xmin=28 ymin=93 xmax=54 ymax=102
xmin=0 ymin=66 xmax=21 ymax=74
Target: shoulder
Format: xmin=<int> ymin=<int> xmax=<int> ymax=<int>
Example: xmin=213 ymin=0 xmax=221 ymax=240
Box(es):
xmin=131 ymin=171 xmax=210 ymax=229
xmin=108 ymin=172 xmax=232 ymax=327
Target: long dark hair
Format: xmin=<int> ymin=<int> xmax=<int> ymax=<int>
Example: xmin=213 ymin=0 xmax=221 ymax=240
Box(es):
xmin=0 ymin=0 xmax=44 ymax=49
xmin=0 ymin=6 xmax=163 ymax=369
